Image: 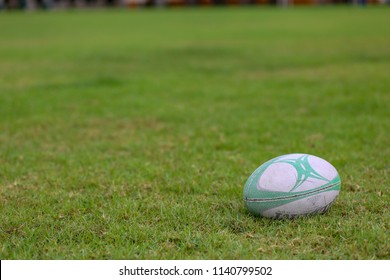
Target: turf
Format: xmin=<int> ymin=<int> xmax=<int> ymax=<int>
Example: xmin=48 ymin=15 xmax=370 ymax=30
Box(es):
xmin=0 ymin=6 xmax=389 ymax=259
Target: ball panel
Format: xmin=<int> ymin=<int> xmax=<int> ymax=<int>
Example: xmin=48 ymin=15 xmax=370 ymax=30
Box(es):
xmin=262 ymin=190 xmax=339 ymax=218
xmin=293 ymin=177 xmax=330 ymax=192
xmin=308 ymin=155 xmax=338 ymax=182
xmin=244 ymin=182 xmax=340 ymax=217
xmin=257 ymin=162 xmax=297 ymax=192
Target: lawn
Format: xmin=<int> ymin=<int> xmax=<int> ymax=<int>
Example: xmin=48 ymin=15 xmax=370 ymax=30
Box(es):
xmin=0 ymin=6 xmax=389 ymax=259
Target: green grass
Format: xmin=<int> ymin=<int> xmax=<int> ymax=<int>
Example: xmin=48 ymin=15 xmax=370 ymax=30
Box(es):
xmin=0 ymin=6 xmax=389 ymax=259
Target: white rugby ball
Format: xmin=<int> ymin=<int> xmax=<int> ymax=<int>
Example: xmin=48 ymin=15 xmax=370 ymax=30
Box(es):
xmin=243 ymin=154 xmax=341 ymax=219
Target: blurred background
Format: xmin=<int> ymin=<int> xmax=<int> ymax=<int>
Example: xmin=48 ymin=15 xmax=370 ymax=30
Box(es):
xmin=1 ymin=0 xmax=389 ymax=11
xmin=1 ymin=0 xmax=389 ymax=259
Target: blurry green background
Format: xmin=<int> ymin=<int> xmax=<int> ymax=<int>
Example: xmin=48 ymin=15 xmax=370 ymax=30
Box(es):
xmin=0 ymin=7 xmax=389 ymax=259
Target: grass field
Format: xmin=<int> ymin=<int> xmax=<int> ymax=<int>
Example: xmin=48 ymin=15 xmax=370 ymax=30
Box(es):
xmin=0 ymin=6 xmax=389 ymax=259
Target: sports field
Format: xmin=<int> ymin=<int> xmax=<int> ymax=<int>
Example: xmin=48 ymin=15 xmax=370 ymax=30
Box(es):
xmin=0 ymin=7 xmax=389 ymax=259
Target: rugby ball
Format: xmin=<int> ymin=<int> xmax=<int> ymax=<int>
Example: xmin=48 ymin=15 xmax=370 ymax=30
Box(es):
xmin=243 ymin=154 xmax=341 ymax=219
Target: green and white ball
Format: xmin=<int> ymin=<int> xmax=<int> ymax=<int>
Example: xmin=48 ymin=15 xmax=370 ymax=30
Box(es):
xmin=243 ymin=154 xmax=341 ymax=219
